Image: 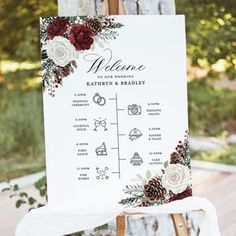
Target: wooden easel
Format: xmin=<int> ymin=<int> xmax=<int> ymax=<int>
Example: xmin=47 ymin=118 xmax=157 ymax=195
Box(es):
xmin=103 ymin=0 xmax=189 ymax=235
xmin=103 ymin=0 xmax=126 ymax=15
xmin=116 ymin=212 xmax=188 ymax=236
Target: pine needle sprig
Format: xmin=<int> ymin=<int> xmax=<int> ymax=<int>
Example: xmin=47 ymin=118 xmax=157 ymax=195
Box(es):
xmin=123 ymin=184 xmax=144 ymax=197
xmin=106 ymin=22 xmax=124 ymax=29
xmin=183 ymin=134 xmax=191 ymax=169
xmin=98 ymin=30 xmax=119 ymax=40
xmin=118 ymin=196 xmax=142 ymax=207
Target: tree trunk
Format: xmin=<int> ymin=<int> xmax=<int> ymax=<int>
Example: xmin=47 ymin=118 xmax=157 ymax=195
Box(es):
xmin=58 ymin=0 xmax=176 ymax=16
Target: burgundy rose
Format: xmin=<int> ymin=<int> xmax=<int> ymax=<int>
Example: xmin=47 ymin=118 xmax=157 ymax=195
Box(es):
xmin=169 ymin=187 xmax=192 ymax=202
xmin=69 ymin=24 xmax=94 ymax=51
xmin=47 ymin=18 xmax=70 ymax=39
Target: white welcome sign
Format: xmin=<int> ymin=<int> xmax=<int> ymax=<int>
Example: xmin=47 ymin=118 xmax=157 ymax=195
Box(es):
xmin=40 ymin=15 xmax=191 ymax=213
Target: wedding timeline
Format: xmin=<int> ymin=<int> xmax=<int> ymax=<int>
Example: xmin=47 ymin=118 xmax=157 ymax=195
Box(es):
xmin=40 ymin=15 xmax=192 ymax=212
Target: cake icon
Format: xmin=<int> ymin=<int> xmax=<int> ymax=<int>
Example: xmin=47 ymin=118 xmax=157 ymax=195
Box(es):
xmin=95 ymin=142 xmax=107 ymax=156
xmin=130 ymin=152 xmax=143 ymax=166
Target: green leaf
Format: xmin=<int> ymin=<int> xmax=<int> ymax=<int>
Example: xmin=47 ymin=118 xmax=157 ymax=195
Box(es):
xmin=10 ymin=193 xmax=17 ymax=198
xmin=34 ymin=176 xmax=47 ymax=198
xmin=146 ymin=170 xmax=151 ymax=179
xmin=71 ymin=60 xmax=77 ymax=68
xmin=16 ymin=199 xmax=26 ymax=208
xmin=142 ymin=179 xmax=147 ymax=185
xmin=13 ymin=184 xmax=19 ymax=191
xmin=136 ymin=174 xmax=142 ymax=180
xmin=164 ymin=161 xmax=169 ymax=168
xmin=29 ymin=207 xmax=35 ymax=212
xmin=19 ymin=192 xmax=28 ymax=198
xmin=34 ymin=176 xmax=46 ymax=190
xmin=41 ymin=50 xmax=48 ymax=60
xmin=39 ymin=189 xmax=47 ymax=197
xmin=94 ymin=223 xmax=108 ymax=231
xmin=1 ymin=187 xmax=10 ymax=192
xmin=28 ymin=197 xmax=37 ymax=205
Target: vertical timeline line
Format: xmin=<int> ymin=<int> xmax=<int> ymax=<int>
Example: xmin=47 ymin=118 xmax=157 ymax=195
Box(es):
xmin=115 ymin=93 xmax=121 ymax=179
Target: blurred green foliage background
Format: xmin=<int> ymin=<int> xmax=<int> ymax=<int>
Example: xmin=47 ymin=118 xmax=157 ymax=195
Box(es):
xmin=0 ymin=0 xmax=235 ymax=182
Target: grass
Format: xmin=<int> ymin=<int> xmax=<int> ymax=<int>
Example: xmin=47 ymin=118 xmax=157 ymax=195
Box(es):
xmin=0 ymin=67 xmax=45 ymax=182
xmin=0 ymin=87 xmax=45 ymax=182
xmin=0 ymin=154 xmax=45 ymax=182
xmin=192 ymin=145 xmax=236 ymax=165
xmin=188 ymin=78 xmax=236 ymax=136
xmin=0 ymin=88 xmax=45 ymax=182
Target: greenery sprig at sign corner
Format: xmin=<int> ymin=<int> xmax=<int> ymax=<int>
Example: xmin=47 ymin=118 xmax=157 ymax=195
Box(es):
xmin=40 ymin=16 xmax=123 ymax=96
xmin=119 ymin=132 xmax=192 ymax=208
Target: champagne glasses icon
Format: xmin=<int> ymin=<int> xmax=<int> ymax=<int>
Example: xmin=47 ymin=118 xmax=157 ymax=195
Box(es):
xmin=100 ymin=119 xmax=107 ymax=130
xmin=94 ymin=119 xmax=100 ymax=131
xmin=93 ymin=118 xmax=108 ymax=131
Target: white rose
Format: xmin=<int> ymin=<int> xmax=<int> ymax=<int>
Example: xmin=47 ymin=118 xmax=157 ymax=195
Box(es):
xmin=162 ymin=164 xmax=191 ymax=194
xmin=46 ymin=36 xmax=76 ymax=67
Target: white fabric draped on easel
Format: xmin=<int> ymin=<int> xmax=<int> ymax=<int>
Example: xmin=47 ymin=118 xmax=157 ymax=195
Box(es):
xmin=15 ymin=197 xmax=220 ymax=236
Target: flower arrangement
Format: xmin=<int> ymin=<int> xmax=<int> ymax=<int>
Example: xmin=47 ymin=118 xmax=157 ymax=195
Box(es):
xmin=119 ymin=131 xmax=192 ymax=207
xmin=40 ymin=16 xmax=123 ymax=96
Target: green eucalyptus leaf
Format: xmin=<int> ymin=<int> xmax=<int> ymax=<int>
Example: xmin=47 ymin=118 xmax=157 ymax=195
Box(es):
xmin=28 ymin=197 xmax=37 ymax=205
xmin=10 ymin=193 xmax=17 ymax=198
xmin=19 ymin=192 xmax=28 ymax=198
xmin=164 ymin=161 xmax=169 ymax=168
xmin=1 ymin=187 xmax=10 ymax=192
xmin=16 ymin=199 xmax=26 ymax=208
xmin=71 ymin=60 xmax=77 ymax=68
xmin=146 ymin=170 xmax=151 ymax=179
xmin=13 ymin=184 xmax=19 ymax=191
xmin=136 ymin=174 xmax=142 ymax=180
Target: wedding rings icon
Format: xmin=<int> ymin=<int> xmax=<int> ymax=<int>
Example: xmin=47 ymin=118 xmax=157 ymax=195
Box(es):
xmin=93 ymin=93 xmax=106 ymax=106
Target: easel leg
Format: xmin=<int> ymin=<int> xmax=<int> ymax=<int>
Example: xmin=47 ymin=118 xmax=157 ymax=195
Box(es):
xmin=171 ymin=214 xmax=188 ymax=236
xmin=116 ymin=215 xmax=125 ymax=236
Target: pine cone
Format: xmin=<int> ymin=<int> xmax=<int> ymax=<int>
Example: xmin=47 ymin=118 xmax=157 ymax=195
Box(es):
xmin=144 ymin=177 xmax=166 ymax=202
xmin=85 ymin=18 xmax=102 ymax=35
xmin=139 ymin=200 xmax=151 ymax=207
xmin=170 ymin=152 xmax=181 ymax=164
